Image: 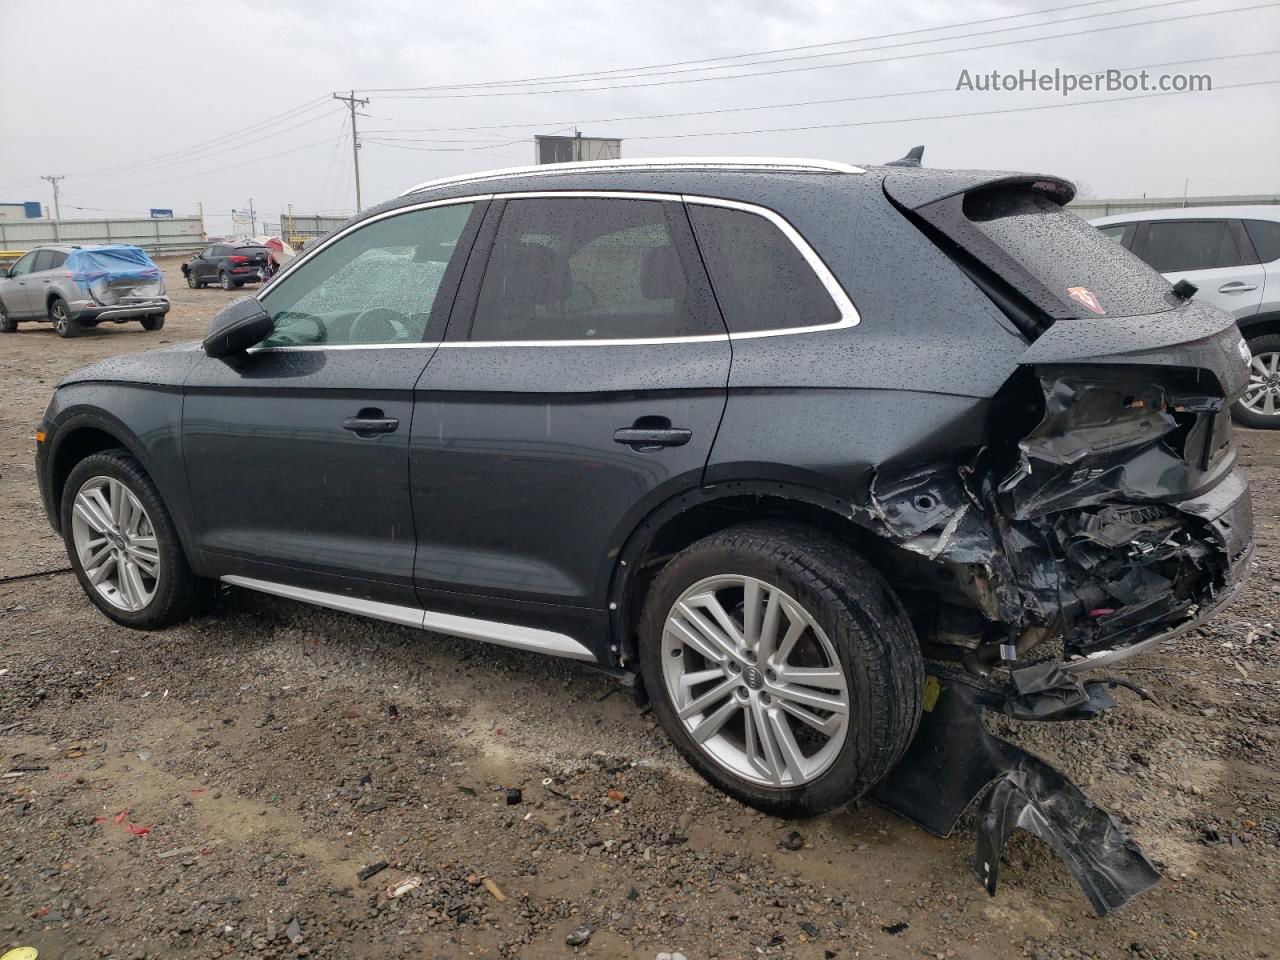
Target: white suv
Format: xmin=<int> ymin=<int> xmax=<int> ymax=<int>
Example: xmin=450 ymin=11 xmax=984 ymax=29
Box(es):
xmin=1091 ymin=206 xmax=1280 ymax=428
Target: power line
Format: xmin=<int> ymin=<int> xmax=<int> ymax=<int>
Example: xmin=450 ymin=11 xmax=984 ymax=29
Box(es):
xmin=363 ymin=78 xmax=1277 ymax=151
xmin=375 ymin=2 xmax=1280 ymax=99
xmin=81 ymin=135 xmax=346 ymax=198
xmin=68 ymin=97 xmax=333 ymax=177
xmin=73 ymin=105 xmax=347 ymax=179
xmin=360 ymin=0 xmax=1180 ymax=92
xmin=621 ymin=77 xmax=1280 ymax=142
xmin=361 ymin=49 xmax=1279 ymax=140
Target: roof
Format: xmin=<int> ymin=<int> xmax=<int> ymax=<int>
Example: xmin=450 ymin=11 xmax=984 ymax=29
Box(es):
xmin=400 ymin=157 xmax=865 ymax=197
xmin=1091 ymin=205 xmax=1280 ymax=225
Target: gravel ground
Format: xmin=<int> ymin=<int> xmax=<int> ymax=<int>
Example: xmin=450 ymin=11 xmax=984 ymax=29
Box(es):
xmin=1 ymin=260 xmax=1278 ymax=959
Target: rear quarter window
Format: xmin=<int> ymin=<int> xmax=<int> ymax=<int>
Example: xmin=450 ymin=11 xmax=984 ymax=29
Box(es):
xmin=1244 ymin=219 xmax=1280 ymax=263
xmin=687 ymin=203 xmax=841 ymax=334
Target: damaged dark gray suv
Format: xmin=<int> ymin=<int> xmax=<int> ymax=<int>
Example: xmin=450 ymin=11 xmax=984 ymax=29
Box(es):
xmin=36 ymin=157 xmax=1253 ymax=912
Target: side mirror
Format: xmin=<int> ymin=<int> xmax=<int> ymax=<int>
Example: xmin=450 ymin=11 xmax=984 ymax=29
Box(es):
xmin=203 ymin=297 xmax=273 ymax=358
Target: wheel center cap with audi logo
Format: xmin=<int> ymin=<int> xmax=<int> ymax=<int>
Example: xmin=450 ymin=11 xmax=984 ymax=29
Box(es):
xmin=743 ymin=665 xmax=765 ymax=690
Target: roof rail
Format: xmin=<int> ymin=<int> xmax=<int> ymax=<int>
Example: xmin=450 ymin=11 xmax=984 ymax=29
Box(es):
xmin=400 ymin=156 xmax=865 ymax=196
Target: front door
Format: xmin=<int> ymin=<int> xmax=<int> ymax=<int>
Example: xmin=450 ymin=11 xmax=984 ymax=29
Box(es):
xmin=2 ymin=251 xmax=39 ymax=316
xmin=409 ymin=194 xmax=731 ymax=649
xmin=182 ymin=199 xmax=485 ymax=604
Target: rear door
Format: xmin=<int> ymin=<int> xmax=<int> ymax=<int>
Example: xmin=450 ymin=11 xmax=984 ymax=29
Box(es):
xmin=182 ymin=200 xmax=485 ymax=605
xmin=409 ymin=193 xmax=730 ymax=637
xmin=1132 ymin=218 xmax=1265 ymax=318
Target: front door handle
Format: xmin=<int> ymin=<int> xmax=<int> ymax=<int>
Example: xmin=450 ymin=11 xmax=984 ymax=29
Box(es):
xmin=614 ymin=426 xmax=692 ymax=450
xmin=343 ymin=408 xmax=399 ymax=438
xmin=1219 ymin=281 xmax=1259 ymax=294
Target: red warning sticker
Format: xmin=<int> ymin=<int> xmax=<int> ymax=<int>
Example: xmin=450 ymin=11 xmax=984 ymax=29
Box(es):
xmin=1067 ymin=286 xmax=1106 ymax=315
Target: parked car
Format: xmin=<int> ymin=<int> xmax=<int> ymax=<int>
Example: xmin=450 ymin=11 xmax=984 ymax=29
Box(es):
xmin=0 ymin=243 xmax=169 ymax=337
xmin=37 ymin=159 xmax=1252 ymax=825
xmin=1091 ymin=206 xmax=1280 ymax=428
xmin=182 ymin=241 xmax=270 ymax=290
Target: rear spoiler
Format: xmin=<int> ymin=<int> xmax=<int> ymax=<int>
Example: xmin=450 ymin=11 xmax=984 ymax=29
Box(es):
xmin=883 ymin=169 xmax=1075 ymax=211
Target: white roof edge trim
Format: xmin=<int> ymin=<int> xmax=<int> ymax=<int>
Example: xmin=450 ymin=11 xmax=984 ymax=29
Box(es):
xmin=400 ymin=157 xmax=865 ymax=196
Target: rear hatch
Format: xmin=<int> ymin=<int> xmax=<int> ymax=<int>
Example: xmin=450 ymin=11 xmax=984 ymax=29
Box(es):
xmin=884 ymin=169 xmax=1253 ymax=656
xmin=65 ymin=245 xmax=165 ymax=304
xmin=232 ymin=245 xmax=269 ymax=272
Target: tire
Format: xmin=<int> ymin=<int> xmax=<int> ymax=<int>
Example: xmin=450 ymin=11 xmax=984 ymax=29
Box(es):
xmin=141 ymin=315 xmax=165 ymax=331
xmin=219 ymin=270 xmax=233 ymax=290
xmin=50 ymin=297 xmax=80 ymax=338
xmin=60 ymin=450 xmax=211 ymax=629
xmin=187 ymin=270 xmax=202 ymax=289
xmin=638 ymin=522 xmax=923 ymax=818
xmin=0 ymin=303 xmax=15 ymax=332
xmin=1233 ymin=334 xmax=1280 ymax=430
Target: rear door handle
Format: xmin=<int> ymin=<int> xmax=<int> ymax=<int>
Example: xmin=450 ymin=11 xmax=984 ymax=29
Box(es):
xmin=343 ymin=409 xmax=400 ymax=437
xmin=614 ymin=427 xmax=692 ymax=449
xmin=1218 ymin=281 xmax=1259 ymax=293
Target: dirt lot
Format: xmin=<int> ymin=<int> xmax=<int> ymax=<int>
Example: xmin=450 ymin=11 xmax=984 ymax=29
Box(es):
xmin=1 ymin=258 xmax=1278 ymax=959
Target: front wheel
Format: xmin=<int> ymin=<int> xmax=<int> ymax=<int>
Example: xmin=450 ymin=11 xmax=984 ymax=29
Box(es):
xmin=639 ymin=522 xmax=923 ymax=818
xmin=219 ymin=271 xmax=233 ymax=290
xmin=1234 ymin=334 xmax=1280 ymax=429
xmin=0 ymin=303 xmax=16 ymax=332
xmin=51 ymin=298 xmax=80 ymax=338
xmin=61 ymin=450 xmax=211 ymax=629
xmin=187 ymin=270 xmax=202 ymax=289
xmin=141 ymin=315 xmax=165 ymax=331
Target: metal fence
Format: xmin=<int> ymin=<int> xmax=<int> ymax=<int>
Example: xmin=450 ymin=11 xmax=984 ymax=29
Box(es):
xmin=1068 ymin=194 xmax=1280 ymax=219
xmin=0 ymin=216 xmax=205 ymax=258
xmin=281 ymin=213 xmax=350 ymax=248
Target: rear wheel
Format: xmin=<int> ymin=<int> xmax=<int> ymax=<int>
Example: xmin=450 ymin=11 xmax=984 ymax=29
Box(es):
xmin=1234 ymin=334 xmax=1280 ymax=430
xmin=61 ymin=450 xmax=211 ymax=629
xmin=638 ymin=522 xmax=923 ymax=817
xmin=219 ymin=270 xmax=233 ymax=290
xmin=51 ymin=297 xmax=80 ymax=338
xmin=141 ymin=315 xmax=165 ymax=331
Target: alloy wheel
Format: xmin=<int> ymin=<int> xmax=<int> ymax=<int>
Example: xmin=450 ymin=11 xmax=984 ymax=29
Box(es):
xmin=661 ymin=574 xmax=850 ymax=787
xmin=70 ymin=476 xmax=161 ymax=612
xmin=1242 ymin=352 xmax=1280 ymax=418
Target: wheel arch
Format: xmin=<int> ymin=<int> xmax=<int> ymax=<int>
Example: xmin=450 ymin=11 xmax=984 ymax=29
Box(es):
xmin=607 ymin=480 xmax=917 ymax=667
xmin=1239 ymin=311 xmax=1280 ymax=341
xmin=47 ymin=411 xmax=152 ymax=533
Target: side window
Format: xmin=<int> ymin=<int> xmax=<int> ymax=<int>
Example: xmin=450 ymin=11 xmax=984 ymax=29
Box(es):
xmin=470 ymin=197 xmax=721 ymax=342
xmin=687 ymin=203 xmax=841 ymax=334
xmin=47 ymin=251 xmax=68 ymax=270
xmin=1096 ymin=224 xmax=1127 ymax=244
xmin=1244 ymin=219 xmax=1280 ymax=264
xmin=200 ymin=246 xmax=217 ymax=259
xmin=32 ymin=250 xmax=55 ymax=272
xmin=8 ymin=252 xmax=36 ymax=277
xmin=1139 ymin=220 xmax=1232 ymax=272
xmin=260 ymin=202 xmax=477 ymax=347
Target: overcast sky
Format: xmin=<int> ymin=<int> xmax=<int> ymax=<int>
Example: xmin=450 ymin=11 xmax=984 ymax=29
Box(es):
xmin=0 ymin=0 xmax=1276 ymax=231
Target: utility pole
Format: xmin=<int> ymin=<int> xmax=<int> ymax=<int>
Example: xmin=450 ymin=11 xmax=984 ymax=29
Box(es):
xmin=333 ymin=89 xmax=370 ymax=210
xmin=248 ymin=197 xmax=257 ymax=235
xmin=41 ymin=175 xmax=65 ymax=241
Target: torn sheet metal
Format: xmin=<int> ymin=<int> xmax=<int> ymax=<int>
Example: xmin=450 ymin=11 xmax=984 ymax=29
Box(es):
xmin=870 ymin=669 xmax=1160 ymax=915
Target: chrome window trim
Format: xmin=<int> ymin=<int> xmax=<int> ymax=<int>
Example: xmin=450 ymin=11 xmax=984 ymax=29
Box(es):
xmin=221 ymin=575 xmax=596 ymax=662
xmin=249 ymin=189 xmax=859 ymax=353
xmin=401 ymin=156 xmax=866 ymax=196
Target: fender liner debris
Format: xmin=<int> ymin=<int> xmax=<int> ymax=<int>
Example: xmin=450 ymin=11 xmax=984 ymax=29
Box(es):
xmin=870 ymin=667 xmax=1160 ymax=915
